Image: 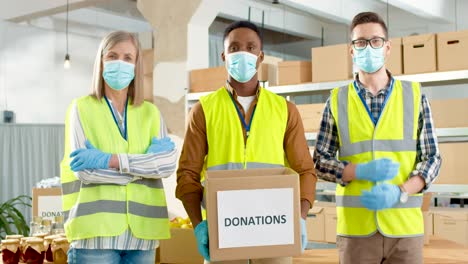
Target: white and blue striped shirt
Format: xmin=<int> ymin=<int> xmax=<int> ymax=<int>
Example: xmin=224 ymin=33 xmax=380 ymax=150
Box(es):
xmin=68 ymin=100 xmax=177 ymax=250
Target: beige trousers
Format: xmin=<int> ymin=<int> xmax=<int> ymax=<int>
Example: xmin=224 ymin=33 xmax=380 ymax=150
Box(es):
xmin=336 ymin=232 xmax=424 ymax=264
xmin=204 ymin=257 xmax=292 ymax=264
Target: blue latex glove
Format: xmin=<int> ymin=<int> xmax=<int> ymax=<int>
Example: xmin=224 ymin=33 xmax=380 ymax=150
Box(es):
xmin=300 ymin=218 xmax=307 ymax=252
xmin=194 ymin=220 xmax=210 ymax=261
xmin=70 ymin=140 xmax=111 ymax=172
xmin=361 ymin=183 xmax=401 ymax=210
xmin=356 ymin=158 xmax=400 ymax=182
xmin=146 ymin=137 xmax=175 ymax=154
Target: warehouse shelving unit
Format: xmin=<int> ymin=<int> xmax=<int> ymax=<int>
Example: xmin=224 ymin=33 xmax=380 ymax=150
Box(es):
xmin=185 ymin=69 xmax=468 ymax=195
xmin=186 ymin=69 xmax=468 ymax=103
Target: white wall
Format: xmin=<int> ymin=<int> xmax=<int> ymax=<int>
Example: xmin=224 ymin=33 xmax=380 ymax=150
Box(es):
xmin=0 ymin=20 xmax=100 ymax=124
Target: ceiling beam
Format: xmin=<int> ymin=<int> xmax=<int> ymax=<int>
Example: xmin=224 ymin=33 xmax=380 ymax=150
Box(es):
xmin=379 ymin=0 xmax=455 ymax=23
xmin=1 ymin=0 xmax=106 ymax=22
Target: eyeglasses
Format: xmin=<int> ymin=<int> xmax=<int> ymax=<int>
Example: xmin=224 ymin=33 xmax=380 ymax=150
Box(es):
xmin=351 ymin=37 xmax=386 ymax=50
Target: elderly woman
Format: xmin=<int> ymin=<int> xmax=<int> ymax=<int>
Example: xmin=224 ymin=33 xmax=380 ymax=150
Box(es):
xmin=60 ymin=30 xmax=177 ymax=263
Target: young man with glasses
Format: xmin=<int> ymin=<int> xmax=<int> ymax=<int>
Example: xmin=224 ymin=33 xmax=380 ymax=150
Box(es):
xmin=313 ymin=12 xmax=441 ymax=264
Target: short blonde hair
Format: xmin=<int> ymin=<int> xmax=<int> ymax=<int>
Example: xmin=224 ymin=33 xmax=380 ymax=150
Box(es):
xmin=90 ymin=31 xmax=144 ymax=106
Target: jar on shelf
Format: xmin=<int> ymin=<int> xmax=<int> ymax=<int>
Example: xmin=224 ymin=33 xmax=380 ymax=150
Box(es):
xmin=51 ymin=237 xmax=69 ymax=264
xmin=19 ymin=237 xmax=32 ymax=263
xmin=30 ymin=216 xmax=42 ymax=236
xmin=1 ymin=239 xmax=20 ymax=264
xmin=51 ymin=216 xmax=65 ymax=235
xmin=40 ymin=219 xmax=52 ymax=235
xmin=21 ymin=237 xmax=45 ymax=264
xmin=43 ymin=235 xmax=61 ymax=263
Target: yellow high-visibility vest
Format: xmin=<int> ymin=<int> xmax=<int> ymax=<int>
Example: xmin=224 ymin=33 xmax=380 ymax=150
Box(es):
xmin=60 ymin=95 xmax=170 ymax=241
xmin=199 ymin=87 xmax=288 ymax=207
xmin=330 ymin=79 xmax=423 ymax=237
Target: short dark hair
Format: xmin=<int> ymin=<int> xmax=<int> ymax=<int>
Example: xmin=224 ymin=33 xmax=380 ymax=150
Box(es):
xmin=350 ymin=12 xmax=388 ymax=40
xmin=223 ymin=20 xmax=263 ymax=49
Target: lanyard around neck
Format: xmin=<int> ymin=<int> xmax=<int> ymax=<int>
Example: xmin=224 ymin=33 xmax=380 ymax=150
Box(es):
xmin=353 ymin=78 xmax=394 ymax=126
xmin=104 ymin=96 xmax=128 ymax=140
xmin=227 ymin=90 xmax=257 ymax=138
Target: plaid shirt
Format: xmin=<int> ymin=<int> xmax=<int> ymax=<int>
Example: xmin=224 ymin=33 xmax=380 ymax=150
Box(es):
xmin=313 ymin=73 xmax=442 ymax=190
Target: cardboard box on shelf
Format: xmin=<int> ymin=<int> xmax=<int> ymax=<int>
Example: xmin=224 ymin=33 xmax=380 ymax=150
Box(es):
xmin=432 ymin=208 xmax=468 ymax=246
xmin=189 ymin=64 xmax=268 ymax=92
xmin=386 ymin=38 xmax=403 ymax=75
xmin=189 ymin=66 xmax=227 ymax=93
xmin=142 ymin=49 xmax=154 ymax=75
xmin=296 ymin=103 xmax=325 ymax=132
xmin=437 ymin=30 xmax=468 ymax=71
xmin=422 ymin=193 xmax=433 ymax=212
xmin=262 ymin=55 xmax=283 ymax=86
xmin=32 ymin=188 xmax=63 ymax=220
xmin=424 ymin=211 xmax=433 ymax=245
xmin=205 ymin=168 xmax=301 ymax=261
xmin=257 ymin=63 xmax=269 ymax=83
xmin=430 ymin=98 xmax=468 ymax=128
xmin=143 ymin=75 xmax=153 ymax=102
xmin=324 ymin=206 xmax=337 ymax=243
xmin=312 ymin=44 xmax=353 ymax=83
xmin=306 ymin=207 xmax=325 ymax=242
xmin=437 ymin=142 xmax=468 ymax=184
xmin=277 ymin=61 xmax=312 ymax=86
xmin=159 ymin=228 xmax=204 ymax=264
xmin=402 ymin=33 xmax=437 ymax=74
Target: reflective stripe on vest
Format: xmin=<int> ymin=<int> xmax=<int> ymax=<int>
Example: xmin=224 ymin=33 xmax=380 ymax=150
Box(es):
xmin=60 ymin=96 xmax=170 ymax=241
xmin=331 ymin=80 xmax=423 ymax=237
xmin=337 ymin=81 xmax=416 ymax=157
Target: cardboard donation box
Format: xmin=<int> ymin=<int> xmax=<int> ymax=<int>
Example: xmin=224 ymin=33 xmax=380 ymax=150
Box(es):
xmin=159 ymin=228 xmax=204 ymax=264
xmin=402 ymin=33 xmax=437 ymax=74
xmin=386 ymin=38 xmax=403 ymax=75
xmin=32 ymin=188 xmax=63 ymax=220
xmin=312 ymin=44 xmax=353 ymax=83
xmin=437 ymin=30 xmax=468 ymax=71
xmin=205 ymin=168 xmax=301 ymax=261
xmin=277 ymin=61 xmax=312 ymax=85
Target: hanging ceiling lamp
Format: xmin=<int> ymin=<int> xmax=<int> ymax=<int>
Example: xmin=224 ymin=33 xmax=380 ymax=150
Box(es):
xmin=64 ymin=0 xmax=71 ymax=69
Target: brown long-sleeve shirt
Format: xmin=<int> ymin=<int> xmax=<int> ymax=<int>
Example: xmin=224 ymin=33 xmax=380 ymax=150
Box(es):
xmin=176 ymin=84 xmax=317 ymax=207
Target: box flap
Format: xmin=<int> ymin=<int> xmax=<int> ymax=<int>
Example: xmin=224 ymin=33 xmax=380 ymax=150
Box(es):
xmin=206 ymin=167 xmax=298 ymax=180
xmin=437 ymin=30 xmax=468 ymax=42
xmin=432 ymin=209 xmax=468 ymax=220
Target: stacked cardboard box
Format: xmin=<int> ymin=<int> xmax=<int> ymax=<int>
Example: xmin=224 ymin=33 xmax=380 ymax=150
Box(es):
xmin=402 ymin=33 xmax=437 ymax=74
xmin=312 ymin=44 xmax=353 ymax=83
xmin=432 ymin=208 xmax=468 ymax=246
xmin=277 ymin=61 xmax=312 ymax=85
xmin=159 ymin=228 xmax=203 ymax=264
xmin=296 ymin=103 xmax=325 ymax=133
xmin=386 ymin=38 xmax=403 ymax=75
xmin=437 ymin=30 xmax=468 ymax=71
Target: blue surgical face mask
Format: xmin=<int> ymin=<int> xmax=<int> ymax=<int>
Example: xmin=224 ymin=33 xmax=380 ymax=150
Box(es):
xmin=225 ymin=51 xmax=258 ymax=83
xmin=353 ymin=46 xmax=385 ymax=73
xmin=102 ymin=60 xmax=135 ymax=90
